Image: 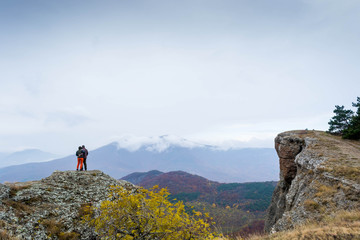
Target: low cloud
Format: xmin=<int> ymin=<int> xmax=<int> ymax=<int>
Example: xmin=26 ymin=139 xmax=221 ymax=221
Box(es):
xmin=113 ymin=135 xmax=209 ymax=152
xmin=111 ymin=134 xmax=274 ymax=152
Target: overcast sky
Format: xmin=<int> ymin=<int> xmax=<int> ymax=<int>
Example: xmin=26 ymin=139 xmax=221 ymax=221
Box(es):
xmin=1 ymin=0 xmax=359 ymax=155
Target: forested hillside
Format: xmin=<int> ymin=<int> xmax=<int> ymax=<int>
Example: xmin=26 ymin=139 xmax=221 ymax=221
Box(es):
xmin=122 ymin=170 xmax=277 ymax=236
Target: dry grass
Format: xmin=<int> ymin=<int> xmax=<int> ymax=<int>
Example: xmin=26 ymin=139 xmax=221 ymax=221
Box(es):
xmin=215 ymin=211 xmax=360 ymax=240
xmin=243 ymin=210 xmax=360 ymax=240
xmin=303 ymin=199 xmax=320 ymax=212
xmin=0 ymin=220 xmax=6 ymax=228
xmin=40 ymin=219 xmax=79 ymax=239
xmin=0 ymin=230 xmax=18 ymax=240
xmin=314 ymin=184 xmax=337 ymax=198
xmin=41 ymin=219 xmax=63 ymax=238
xmin=326 ymin=165 xmax=360 ymax=181
xmin=77 ymin=203 xmax=93 ymax=221
xmin=2 ymin=200 xmax=33 ymax=217
xmin=312 ymin=183 xmax=337 ymax=208
xmin=6 ymin=184 xmax=31 ymax=198
xmin=58 ymin=232 xmax=80 ymax=240
xmin=19 ymin=196 xmax=43 ymax=205
xmin=311 ymin=132 xmax=360 ymax=182
xmin=286 ymin=131 xmax=360 ymax=183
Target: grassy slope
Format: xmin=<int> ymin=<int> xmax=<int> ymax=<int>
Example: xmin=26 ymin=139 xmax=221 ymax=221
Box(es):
xmin=284 ymin=130 xmax=360 ymax=182
xmin=315 ymin=131 xmax=360 ymax=182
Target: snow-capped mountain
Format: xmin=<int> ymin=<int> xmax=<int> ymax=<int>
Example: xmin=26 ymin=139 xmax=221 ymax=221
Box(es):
xmin=0 ymin=136 xmax=279 ymax=183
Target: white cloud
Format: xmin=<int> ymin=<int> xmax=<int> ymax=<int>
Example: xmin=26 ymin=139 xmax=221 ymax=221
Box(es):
xmin=112 ymin=135 xmax=207 ymax=152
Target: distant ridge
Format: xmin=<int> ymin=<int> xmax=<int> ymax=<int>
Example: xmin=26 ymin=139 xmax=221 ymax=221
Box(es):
xmin=121 ymin=170 xmax=164 ymax=185
xmin=0 ymin=137 xmax=278 ymax=183
xmin=122 ymin=170 xmax=219 ymax=195
xmin=0 ymin=149 xmax=60 ymax=168
xmin=122 ymin=170 xmax=277 ymax=206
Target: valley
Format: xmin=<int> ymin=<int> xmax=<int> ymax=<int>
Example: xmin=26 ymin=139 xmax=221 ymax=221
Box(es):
xmin=122 ymin=170 xmax=277 ymax=236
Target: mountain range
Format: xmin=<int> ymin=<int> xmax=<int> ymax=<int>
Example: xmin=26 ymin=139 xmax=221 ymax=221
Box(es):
xmin=0 ymin=136 xmax=278 ymax=183
xmin=0 ymin=149 xmax=60 ymax=168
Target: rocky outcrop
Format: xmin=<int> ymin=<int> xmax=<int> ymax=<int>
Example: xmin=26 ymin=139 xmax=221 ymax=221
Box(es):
xmin=265 ymin=130 xmax=360 ymax=233
xmin=0 ymin=170 xmax=134 ymax=239
xmin=275 ymin=134 xmax=304 ymax=185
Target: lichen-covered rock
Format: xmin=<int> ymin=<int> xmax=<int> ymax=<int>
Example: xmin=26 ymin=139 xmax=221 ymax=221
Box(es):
xmin=0 ymin=170 xmax=135 ymax=239
xmin=0 ymin=183 xmax=10 ymax=202
xmin=265 ymin=130 xmax=360 ymax=233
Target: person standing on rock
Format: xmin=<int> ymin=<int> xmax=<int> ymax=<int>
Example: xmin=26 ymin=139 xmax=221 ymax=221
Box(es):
xmin=82 ymin=145 xmax=89 ymax=171
xmin=76 ymin=146 xmax=85 ymax=171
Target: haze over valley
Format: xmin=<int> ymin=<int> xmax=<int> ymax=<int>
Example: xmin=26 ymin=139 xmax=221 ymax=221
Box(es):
xmin=0 ymin=135 xmax=278 ymax=183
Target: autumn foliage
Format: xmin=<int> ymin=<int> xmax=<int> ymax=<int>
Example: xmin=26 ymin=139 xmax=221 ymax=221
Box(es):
xmin=83 ymin=185 xmax=217 ymax=240
xmin=124 ymin=171 xmax=277 ymax=236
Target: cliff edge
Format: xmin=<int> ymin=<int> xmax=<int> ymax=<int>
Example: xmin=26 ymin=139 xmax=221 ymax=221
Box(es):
xmin=265 ymin=130 xmax=360 ymax=233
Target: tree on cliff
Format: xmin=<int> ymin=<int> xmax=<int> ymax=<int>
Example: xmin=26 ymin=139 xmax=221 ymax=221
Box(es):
xmin=83 ymin=185 xmax=217 ymax=240
xmin=328 ymin=105 xmax=353 ymax=135
xmin=328 ymin=97 xmax=360 ymax=140
xmin=342 ymin=97 xmax=360 ymax=140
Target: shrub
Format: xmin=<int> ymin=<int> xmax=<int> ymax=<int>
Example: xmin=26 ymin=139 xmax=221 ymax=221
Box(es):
xmin=83 ymin=185 xmax=217 ymax=240
xmin=304 ymin=199 xmax=320 ymax=211
xmin=58 ymin=232 xmax=80 ymax=240
xmin=0 ymin=230 xmax=18 ymax=240
xmin=315 ymin=185 xmax=337 ymax=198
xmin=7 ymin=184 xmax=30 ymax=197
xmin=77 ymin=203 xmax=92 ymax=219
xmin=41 ymin=219 xmax=62 ymax=238
xmin=0 ymin=220 xmax=6 ymax=228
xmin=3 ymin=200 xmax=32 ymax=216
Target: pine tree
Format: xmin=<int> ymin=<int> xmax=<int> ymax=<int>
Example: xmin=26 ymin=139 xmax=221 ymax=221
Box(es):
xmin=328 ymin=105 xmax=353 ymax=135
xmin=343 ymin=97 xmax=360 ymax=140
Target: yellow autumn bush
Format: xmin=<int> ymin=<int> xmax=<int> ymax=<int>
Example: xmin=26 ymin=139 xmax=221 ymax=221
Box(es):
xmin=83 ymin=185 xmax=217 ymax=240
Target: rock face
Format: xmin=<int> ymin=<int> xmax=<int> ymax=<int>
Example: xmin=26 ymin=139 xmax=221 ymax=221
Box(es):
xmin=265 ymin=130 xmax=360 ymax=233
xmin=0 ymin=170 xmax=134 ymax=239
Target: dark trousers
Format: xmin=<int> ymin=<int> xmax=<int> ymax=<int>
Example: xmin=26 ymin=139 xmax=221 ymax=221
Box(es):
xmin=83 ymin=158 xmax=87 ymax=171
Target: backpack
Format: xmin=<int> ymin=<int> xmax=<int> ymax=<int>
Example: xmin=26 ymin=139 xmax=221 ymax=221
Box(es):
xmin=76 ymin=149 xmax=83 ymax=158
